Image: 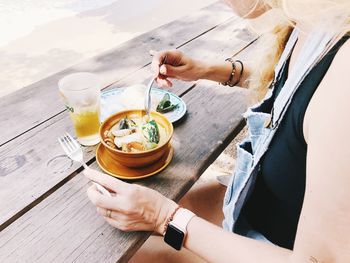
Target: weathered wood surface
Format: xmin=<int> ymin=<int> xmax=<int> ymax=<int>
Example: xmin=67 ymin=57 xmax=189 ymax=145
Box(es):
xmin=0 ymin=82 xmax=247 ymax=263
xmin=0 ymin=17 xmax=256 ymax=230
xmin=0 ymin=2 xmax=260 ymax=262
xmin=116 ymin=19 xmax=256 ymax=92
xmin=0 ymin=2 xmax=234 ymax=147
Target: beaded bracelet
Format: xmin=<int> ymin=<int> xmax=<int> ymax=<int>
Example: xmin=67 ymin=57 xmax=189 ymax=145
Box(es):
xmin=221 ymin=58 xmax=244 ymax=87
xmin=235 ymin=60 xmax=244 ymax=84
xmin=163 ymin=205 xmax=182 ymax=236
xmin=221 ymin=58 xmax=236 ymax=87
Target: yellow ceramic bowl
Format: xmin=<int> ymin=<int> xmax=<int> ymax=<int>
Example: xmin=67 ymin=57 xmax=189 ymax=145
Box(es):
xmin=99 ymin=109 xmax=173 ymax=168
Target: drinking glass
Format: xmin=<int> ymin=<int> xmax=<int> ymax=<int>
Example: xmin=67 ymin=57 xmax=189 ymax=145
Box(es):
xmin=58 ymin=72 xmax=101 ymax=146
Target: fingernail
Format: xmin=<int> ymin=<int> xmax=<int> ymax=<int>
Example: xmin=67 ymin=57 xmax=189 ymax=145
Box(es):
xmin=160 ymin=65 xmax=166 ymax=74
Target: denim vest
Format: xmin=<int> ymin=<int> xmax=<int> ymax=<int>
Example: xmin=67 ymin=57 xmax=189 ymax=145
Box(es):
xmin=222 ymin=28 xmax=336 ymax=241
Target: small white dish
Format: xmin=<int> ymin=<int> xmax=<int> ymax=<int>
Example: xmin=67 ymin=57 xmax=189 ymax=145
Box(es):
xmin=101 ymin=85 xmax=186 ymax=123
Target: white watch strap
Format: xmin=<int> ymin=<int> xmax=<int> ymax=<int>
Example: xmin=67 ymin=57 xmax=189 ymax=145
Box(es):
xmin=170 ymin=208 xmax=196 ymax=233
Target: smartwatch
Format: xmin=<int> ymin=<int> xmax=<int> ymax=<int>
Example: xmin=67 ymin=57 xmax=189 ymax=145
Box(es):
xmin=163 ymin=208 xmax=196 ymax=250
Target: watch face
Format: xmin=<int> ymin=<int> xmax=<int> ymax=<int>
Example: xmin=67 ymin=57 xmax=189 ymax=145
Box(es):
xmin=164 ymin=224 xmax=185 ymax=250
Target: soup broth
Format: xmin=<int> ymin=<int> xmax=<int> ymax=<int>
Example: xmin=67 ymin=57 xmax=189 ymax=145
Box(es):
xmin=103 ymin=114 xmax=168 ymax=153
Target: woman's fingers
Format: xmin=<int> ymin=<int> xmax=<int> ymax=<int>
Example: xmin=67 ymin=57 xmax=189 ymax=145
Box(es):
xmin=88 ymin=183 xmax=175 ymax=233
xmin=99 ymin=206 xmax=139 ymax=232
xmin=97 ymin=206 xmax=108 ymax=217
xmin=97 ymin=206 xmax=119 ymax=218
xmin=155 ymin=77 xmax=173 ymax=88
xmin=87 ymin=185 xmax=123 ymax=211
xmin=103 ymin=215 xmax=148 ymax=232
xmin=151 ymin=50 xmax=167 ymax=78
xmin=97 ymin=207 xmax=130 ymax=221
xmin=150 ymin=49 xmax=183 ymax=78
xmin=103 ymin=216 xmax=124 ymax=230
xmin=103 ymin=216 xmax=137 ymax=231
xmin=160 ymin=64 xmax=183 ymax=78
xmin=84 ymin=168 xmax=127 ymax=193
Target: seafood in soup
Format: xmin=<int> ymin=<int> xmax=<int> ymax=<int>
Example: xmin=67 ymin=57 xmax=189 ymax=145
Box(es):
xmin=103 ymin=115 xmax=167 ymax=152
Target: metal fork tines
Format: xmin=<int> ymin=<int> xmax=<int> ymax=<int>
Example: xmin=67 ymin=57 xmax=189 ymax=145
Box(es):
xmin=58 ymin=132 xmax=83 ymax=164
xmin=58 ymin=132 xmax=111 ymax=197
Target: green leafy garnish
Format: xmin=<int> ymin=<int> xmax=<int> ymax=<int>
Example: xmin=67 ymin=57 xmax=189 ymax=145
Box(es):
xmin=142 ymin=120 xmax=160 ymax=144
xmin=156 ymin=93 xmax=178 ymax=113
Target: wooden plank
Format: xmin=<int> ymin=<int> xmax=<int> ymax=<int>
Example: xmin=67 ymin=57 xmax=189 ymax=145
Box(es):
xmin=113 ymin=18 xmax=256 ymax=95
xmin=0 ymin=81 xmax=247 ymax=263
xmin=0 ymin=2 xmax=234 ymax=147
xmin=0 ymin=17 xmax=256 ymax=231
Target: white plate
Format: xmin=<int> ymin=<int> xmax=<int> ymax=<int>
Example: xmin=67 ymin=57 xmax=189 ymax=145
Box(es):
xmin=101 ymin=86 xmax=186 ymax=123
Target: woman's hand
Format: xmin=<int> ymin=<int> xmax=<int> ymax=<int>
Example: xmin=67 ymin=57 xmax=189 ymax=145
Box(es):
xmin=150 ymin=50 xmax=206 ymax=88
xmin=84 ymin=168 xmax=178 ymax=234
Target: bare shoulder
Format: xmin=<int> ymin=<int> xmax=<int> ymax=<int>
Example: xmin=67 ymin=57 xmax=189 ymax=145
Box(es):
xmin=294 ymin=38 xmax=350 ymax=262
xmin=304 ymin=36 xmax=350 ymax=179
xmin=304 ymin=37 xmax=350 ymax=142
xmin=315 ymin=37 xmax=350 ymax=96
xmin=326 ymin=36 xmax=350 ymax=82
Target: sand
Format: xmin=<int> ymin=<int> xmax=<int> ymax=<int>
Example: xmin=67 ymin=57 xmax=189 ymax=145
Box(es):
xmin=0 ymin=0 xmax=216 ymax=98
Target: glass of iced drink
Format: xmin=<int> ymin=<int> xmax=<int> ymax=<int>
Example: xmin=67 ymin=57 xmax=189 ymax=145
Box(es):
xmin=58 ymin=72 xmax=101 ymax=146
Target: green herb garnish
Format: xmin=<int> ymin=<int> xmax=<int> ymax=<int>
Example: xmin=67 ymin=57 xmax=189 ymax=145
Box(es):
xmin=156 ymin=93 xmax=178 ymax=113
xmin=142 ymin=120 xmax=160 ymax=144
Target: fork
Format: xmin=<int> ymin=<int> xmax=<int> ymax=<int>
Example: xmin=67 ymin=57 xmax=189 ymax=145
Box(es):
xmin=58 ymin=132 xmax=112 ymax=197
xmin=145 ymin=77 xmax=155 ymax=119
xmin=145 ymin=54 xmax=167 ymax=118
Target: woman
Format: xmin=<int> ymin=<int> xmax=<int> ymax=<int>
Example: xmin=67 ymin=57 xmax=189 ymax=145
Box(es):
xmin=85 ymin=0 xmax=350 ymax=262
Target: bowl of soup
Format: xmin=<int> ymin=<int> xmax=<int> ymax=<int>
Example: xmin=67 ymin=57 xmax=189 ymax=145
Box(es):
xmin=99 ymin=109 xmax=173 ymax=168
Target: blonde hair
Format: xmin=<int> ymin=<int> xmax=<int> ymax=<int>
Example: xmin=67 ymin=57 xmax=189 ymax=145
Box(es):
xmin=246 ymin=0 xmax=350 ymax=103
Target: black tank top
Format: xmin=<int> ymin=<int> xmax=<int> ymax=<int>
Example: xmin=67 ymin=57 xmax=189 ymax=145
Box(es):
xmin=241 ymin=35 xmax=349 ymax=249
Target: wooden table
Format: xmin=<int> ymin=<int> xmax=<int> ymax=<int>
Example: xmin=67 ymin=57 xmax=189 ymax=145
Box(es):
xmin=0 ymin=3 xmax=257 ymax=262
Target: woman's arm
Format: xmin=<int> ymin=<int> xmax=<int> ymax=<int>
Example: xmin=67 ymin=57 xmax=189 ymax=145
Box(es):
xmin=184 ymin=217 xmax=291 ymax=262
xmin=201 ymin=59 xmax=251 ymax=87
xmin=150 ymin=50 xmax=251 ymax=88
xmin=183 ymin=40 xmax=350 ymax=263
xmin=84 ymin=170 xmax=292 ymax=263
xmin=149 ymin=1 xmax=272 ymax=88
